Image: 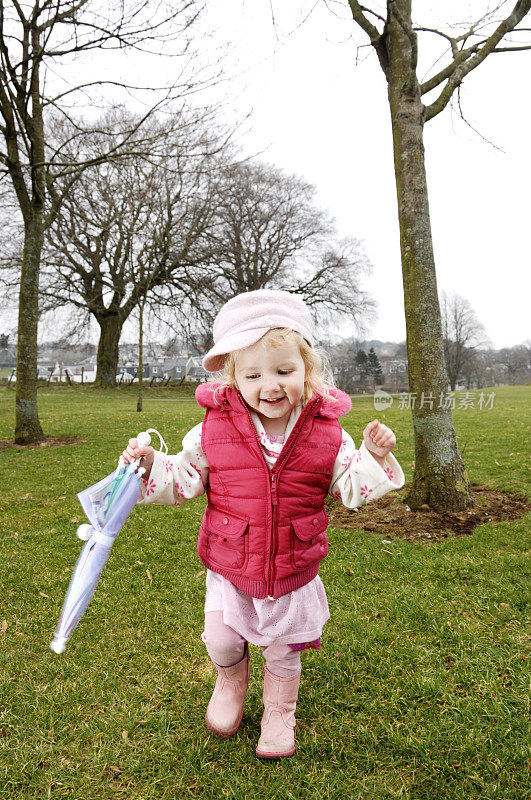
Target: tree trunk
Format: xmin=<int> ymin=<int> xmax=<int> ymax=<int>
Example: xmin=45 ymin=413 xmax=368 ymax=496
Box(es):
xmin=387 ymin=1 xmax=471 ymax=511
xmin=95 ymin=313 xmax=122 ymax=387
xmin=15 ymin=211 xmax=46 ymax=444
xmin=137 ymin=302 xmax=144 ymax=412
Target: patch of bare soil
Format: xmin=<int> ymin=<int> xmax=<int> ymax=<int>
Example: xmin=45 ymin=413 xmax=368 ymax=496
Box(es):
xmin=327 ymin=483 xmax=530 ymax=542
xmin=0 ymin=435 xmax=78 ymax=452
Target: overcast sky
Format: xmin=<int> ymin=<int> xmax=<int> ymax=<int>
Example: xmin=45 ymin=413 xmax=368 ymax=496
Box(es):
xmin=195 ymin=1 xmax=530 ymax=349
xmin=4 ymin=1 xmax=528 ymax=351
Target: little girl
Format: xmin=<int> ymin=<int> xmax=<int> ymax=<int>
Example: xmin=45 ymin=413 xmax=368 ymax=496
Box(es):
xmin=122 ymin=289 xmax=405 ymax=759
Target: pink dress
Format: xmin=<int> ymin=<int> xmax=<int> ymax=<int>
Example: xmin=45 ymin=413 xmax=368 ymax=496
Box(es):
xmin=140 ymin=405 xmax=405 ymax=651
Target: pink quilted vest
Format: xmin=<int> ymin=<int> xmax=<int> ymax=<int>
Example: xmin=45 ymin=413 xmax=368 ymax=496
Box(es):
xmin=195 ymin=383 xmax=352 ymax=599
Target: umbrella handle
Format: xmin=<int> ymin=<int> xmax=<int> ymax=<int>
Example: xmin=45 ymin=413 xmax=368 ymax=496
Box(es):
xmin=142 ymin=428 xmax=168 ymax=455
xmin=130 ymin=431 xmax=151 ymax=470
xmin=118 ymin=429 xmax=167 ymax=470
xmin=136 ymin=431 xmax=151 ymax=447
xmin=118 ymin=430 xmax=152 ymax=470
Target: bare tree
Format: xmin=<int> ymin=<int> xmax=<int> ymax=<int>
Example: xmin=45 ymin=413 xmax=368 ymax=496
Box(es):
xmin=191 ymin=160 xmax=376 ymax=344
xmin=458 ymin=347 xmax=492 ymax=390
xmin=346 ymin=0 xmax=531 ymax=510
xmin=497 ymin=343 xmax=531 ymax=384
xmin=0 ymin=0 xmax=214 ymax=442
xmin=440 ymin=291 xmax=489 ymax=390
xmin=38 ymin=110 xmax=224 ymax=386
xmin=393 ymin=341 xmax=407 ymax=359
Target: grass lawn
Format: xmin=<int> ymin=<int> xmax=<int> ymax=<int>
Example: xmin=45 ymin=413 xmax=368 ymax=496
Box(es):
xmin=0 ymin=384 xmax=529 ymax=799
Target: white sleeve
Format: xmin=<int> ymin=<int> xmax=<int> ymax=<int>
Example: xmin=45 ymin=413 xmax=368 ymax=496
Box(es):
xmin=138 ymin=422 xmax=209 ymax=506
xmin=329 ymin=428 xmax=405 ymax=508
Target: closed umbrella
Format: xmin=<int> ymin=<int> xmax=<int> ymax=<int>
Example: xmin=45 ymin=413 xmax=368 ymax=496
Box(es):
xmin=50 ymin=429 xmax=166 ymax=654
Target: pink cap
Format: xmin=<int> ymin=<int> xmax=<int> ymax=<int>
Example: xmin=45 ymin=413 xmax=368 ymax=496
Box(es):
xmin=202 ymin=289 xmax=314 ymax=372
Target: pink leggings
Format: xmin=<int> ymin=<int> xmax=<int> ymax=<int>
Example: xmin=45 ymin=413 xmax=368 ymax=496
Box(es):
xmin=202 ymin=611 xmax=301 ymax=678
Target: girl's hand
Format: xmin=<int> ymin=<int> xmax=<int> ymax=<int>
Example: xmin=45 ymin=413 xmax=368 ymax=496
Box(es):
xmin=122 ymin=438 xmax=155 ymax=471
xmin=363 ymin=419 xmax=396 ymax=458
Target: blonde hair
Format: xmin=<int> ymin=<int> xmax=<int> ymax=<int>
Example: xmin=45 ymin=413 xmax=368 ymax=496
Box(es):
xmin=214 ymin=328 xmax=336 ymax=407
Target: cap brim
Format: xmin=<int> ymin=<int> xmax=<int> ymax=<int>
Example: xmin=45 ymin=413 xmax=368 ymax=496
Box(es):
xmin=202 ymin=325 xmax=272 ymax=372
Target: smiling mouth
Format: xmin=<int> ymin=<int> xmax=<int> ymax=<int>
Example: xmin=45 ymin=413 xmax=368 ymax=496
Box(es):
xmin=261 ymin=397 xmax=286 ymax=404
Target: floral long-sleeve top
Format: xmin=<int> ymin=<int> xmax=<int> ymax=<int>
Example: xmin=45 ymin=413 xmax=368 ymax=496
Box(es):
xmin=139 ymin=405 xmax=405 ymax=508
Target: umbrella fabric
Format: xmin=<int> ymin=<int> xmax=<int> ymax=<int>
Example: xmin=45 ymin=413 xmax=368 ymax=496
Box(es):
xmin=78 ymin=464 xmax=142 ymax=534
xmin=50 ymin=466 xmax=143 ymax=653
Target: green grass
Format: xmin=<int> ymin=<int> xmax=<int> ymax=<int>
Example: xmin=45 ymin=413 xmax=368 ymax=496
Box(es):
xmin=0 ymin=384 xmax=529 ymax=799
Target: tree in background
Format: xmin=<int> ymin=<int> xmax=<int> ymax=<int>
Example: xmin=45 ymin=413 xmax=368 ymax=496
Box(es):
xmin=355 ymin=349 xmax=370 ymax=384
xmin=367 ymin=347 xmax=384 ymax=385
xmin=347 ymin=0 xmax=531 ymax=510
xmin=393 ymin=341 xmax=407 ymax=360
xmin=37 ymin=149 xmax=375 ymax=381
xmin=39 ymin=110 xmax=224 ymax=386
xmin=0 ymin=0 xmax=213 ymax=441
xmin=189 ymin=160 xmax=376 ymax=348
xmin=497 ymin=344 xmax=531 ymax=385
xmin=440 ymin=291 xmax=489 ymax=390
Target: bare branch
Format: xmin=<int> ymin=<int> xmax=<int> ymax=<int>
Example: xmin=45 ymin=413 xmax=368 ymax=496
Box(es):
xmin=425 ymin=0 xmax=531 ymax=121
xmin=360 ymin=6 xmax=386 ymax=25
xmin=347 ymin=0 xmax=389 ymax=75
xmin=420 ymin=45 xmax=479 ymax=95
xmin=348 ymin=1 xmax=381 ymax=42
xmin=455 ymin=85 xmax=506 ymax=152
xmin=491 ymin=43 xmax=531 ymax=50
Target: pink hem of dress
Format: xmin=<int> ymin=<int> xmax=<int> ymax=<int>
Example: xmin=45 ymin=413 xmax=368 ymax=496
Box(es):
xmin=288 ymin=638 xmax=322 ymax=651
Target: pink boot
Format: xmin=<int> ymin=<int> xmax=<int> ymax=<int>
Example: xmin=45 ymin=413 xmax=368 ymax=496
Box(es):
xmin=205 ymin=644 xmax=250 ymax=738
xmin=255 ymin=666 xmax=300 ymax=759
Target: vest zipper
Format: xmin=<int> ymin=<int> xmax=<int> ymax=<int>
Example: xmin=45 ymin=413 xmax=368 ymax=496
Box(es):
xmin=238 ymin=394 xmax=322 ymax=599
xmin=266 ymin=395 xmax=321 ymax=597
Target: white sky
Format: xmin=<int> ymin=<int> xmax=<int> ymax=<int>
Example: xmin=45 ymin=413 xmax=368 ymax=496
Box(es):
xmin=195 ymin=0 xmax=531 ymax=349
xmin=3 ymin=1 xmax=529 ymax=351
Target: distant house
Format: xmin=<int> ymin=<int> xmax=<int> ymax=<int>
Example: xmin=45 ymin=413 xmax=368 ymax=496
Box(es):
xmin=380 ymin=357 xmax=408 ymax=376
xmin=378 ymin=356 xmax=409 ymax=391
xmin=32 ymin=359 xmax=97 ymax=383
xmin=165 ymin=356 xmax=195 ymax=381
xmin=140 ymin=355 xmax=205 ymax=382
xmin=186 ymin=356 xmax=207 ymax=383
xmin=120 ymin=357 xmax=167 ymax=381
xmin=116 ymin=354 xmax=204 ymax=382
xmin=65 ymin=362 xmax=96 ymax=382
xmin=116 ymin=368 xmax=136 ymax=383
xmin=145 ymin=358 xmax=167 ymax=380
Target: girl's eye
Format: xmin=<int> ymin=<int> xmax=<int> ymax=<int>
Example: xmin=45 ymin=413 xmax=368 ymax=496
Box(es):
xmin=246 ymin=374 xmax=260 ymax=380
xmin=278 ymin=370 xmax=292 ymax=376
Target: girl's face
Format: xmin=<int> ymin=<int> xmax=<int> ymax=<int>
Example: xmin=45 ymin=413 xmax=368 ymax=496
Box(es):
xmin=234 ymin=334 xmax=306 ymax=433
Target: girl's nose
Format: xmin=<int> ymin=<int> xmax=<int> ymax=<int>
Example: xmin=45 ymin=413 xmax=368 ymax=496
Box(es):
xmin=263 ymin=376 xmax=281 ymax=392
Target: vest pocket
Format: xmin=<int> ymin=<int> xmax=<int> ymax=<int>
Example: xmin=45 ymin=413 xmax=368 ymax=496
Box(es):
xmin=204 ymin=506 xmax=249 ymax=571
xmin=291 ymin=508 xmax=329 ymax=569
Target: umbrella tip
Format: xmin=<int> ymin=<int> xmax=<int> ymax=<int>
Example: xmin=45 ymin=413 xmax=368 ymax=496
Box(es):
xmin=50 ymin=636 xmax=67 ymax=654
